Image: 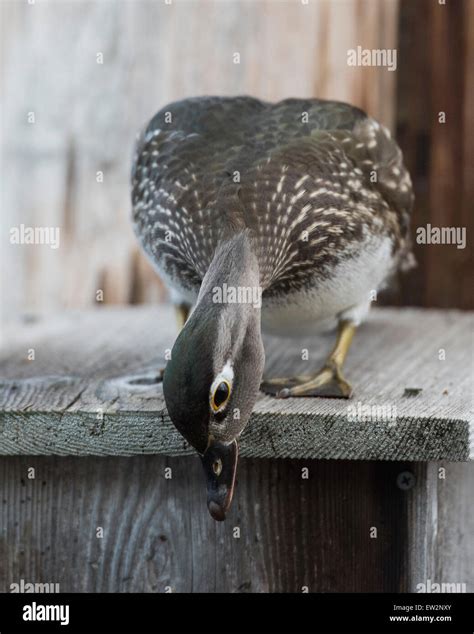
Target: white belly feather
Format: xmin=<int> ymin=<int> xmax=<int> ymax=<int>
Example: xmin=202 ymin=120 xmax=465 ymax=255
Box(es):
xmin=261 ymin=236 xmax=394 ymax=337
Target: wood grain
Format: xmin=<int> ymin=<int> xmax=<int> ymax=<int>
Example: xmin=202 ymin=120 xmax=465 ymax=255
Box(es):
xmin=0 ymin=306 xmax=472 ymax=460
xmin=0 ymin=0 xmax=400 ymax=322
xmin=407 ymin=462 xmax=474 ymax=593
xmin=1 ymin=456 xmax=471 ymax=592
xmin=0 ymin=456 xmax=431 ymax=593
xmin=395 ymin=0 xmax=474 ymax=309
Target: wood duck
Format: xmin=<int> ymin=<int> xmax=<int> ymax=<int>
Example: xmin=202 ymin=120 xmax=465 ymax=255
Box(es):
xmin=132 ymin=97 xmax=414 ymax=521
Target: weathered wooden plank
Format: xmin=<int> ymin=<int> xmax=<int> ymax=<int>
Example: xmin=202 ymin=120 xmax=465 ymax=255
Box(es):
xmin=0 ymin=455 xmax=434 ymax=593
xmin=0 ymin=306 xmax=472 ymax=460
xmin=407 ymin=462 xmax=474 ymax=592
xmin=2 ymin=456 xmax=470 ymax=593
xmin=395 ymin=0 xmax=474 ymax=309
xmin=426 ymin=0 xmax=473 ymax=309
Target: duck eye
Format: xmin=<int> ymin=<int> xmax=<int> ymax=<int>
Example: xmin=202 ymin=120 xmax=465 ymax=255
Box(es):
xmin=211 ymin=380 xmax=230 ymax=411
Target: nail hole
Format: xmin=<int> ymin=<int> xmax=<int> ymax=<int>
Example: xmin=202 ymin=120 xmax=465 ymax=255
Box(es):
xmin=396 ymin=470 xmax=416 ymax=490
xmin=213 ymin=459 xmax=222 ymax=476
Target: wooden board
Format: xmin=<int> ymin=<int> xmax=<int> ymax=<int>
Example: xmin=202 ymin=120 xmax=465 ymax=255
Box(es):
xmin=395 ymin=0 xmax=474 ymax=309
xmin=0 ymin=306 xmax=472 ymax=460
xmin=1 ymin=456 xmax=471 ymax=593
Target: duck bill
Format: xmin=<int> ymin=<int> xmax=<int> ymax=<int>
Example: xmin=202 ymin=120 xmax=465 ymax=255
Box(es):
xmin=200 ymin=439 xmax=239 ymax=521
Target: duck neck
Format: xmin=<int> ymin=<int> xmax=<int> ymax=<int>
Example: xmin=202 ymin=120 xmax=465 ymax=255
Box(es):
xmin=196 ymin=232 xmax=262 ymax=315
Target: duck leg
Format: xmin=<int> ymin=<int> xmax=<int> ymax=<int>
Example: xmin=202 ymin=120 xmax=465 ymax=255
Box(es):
xmin=175 ymin=302 xmax=191 ymax=330
xmin=157 ymin=302 xmax=191 ymax=380
xmin=261 ymin=319 xmax=356 ymax=399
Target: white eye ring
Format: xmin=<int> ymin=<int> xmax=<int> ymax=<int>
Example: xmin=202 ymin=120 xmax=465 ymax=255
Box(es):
xmin=209 ymin=360 xmax=234 ymax=413
xmin=210 ymin=378 xmax=231 ymax=412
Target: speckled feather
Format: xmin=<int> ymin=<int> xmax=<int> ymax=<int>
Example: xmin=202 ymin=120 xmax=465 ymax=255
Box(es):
xmin=132 ymin=96 xmax=414 ymax=298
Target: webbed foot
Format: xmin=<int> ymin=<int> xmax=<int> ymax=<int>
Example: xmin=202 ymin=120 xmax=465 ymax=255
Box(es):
xmin=261 ymin=362 xmax=353 ymax=399
xmin=260 ymin=319 xmax=356 ymax=399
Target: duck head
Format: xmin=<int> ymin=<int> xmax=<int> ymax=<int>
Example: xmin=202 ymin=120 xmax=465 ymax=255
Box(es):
xmin=163 ymin=233 xmax=265 ymax=521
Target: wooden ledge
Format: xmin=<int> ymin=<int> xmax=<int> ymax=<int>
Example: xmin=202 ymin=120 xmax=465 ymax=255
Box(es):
xmin=0 ymin=306 xmax=472 ymax=461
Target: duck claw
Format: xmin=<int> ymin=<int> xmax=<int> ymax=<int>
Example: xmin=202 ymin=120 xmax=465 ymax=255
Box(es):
xmin=260 ymin=368 xmax=353 ymax=399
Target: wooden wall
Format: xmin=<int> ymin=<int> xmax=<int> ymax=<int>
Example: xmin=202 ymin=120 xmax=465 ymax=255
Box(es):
xmin=1 ymin=456 xmax=472 ymax=592
xmin=395 ymin=0 xmax=473 ymax=309
xmin=0 ymin=0 xmax=471 ymax=322
xmin=1 ymin=0 xmax=399 ymax=321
